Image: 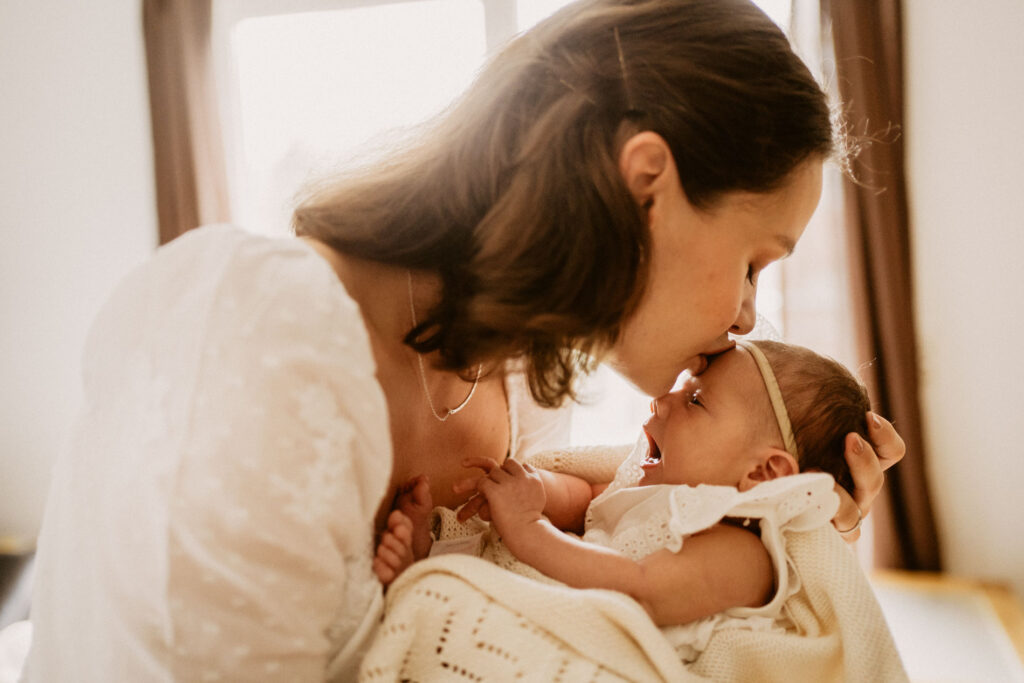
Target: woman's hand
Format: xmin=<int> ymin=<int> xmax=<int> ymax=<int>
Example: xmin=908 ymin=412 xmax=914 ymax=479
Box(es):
xmin=834 ymin=411 xmax=906 ymax=541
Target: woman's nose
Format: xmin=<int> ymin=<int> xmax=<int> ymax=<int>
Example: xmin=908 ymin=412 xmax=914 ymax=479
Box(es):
xmin=730 ymin=285 xmax=757 ymax=335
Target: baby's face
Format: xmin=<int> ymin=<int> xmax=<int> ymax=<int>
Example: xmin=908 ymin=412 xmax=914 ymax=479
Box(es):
xmin=639 ymin=346 xmax=781 ymax=487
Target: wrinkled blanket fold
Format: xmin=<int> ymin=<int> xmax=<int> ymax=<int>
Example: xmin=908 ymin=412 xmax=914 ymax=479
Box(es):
xmin=359 ymin=553 xmax=696 ymax=682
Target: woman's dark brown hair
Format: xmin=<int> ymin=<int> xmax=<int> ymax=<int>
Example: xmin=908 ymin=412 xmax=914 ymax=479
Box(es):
xmin=752 ymin=340 xmax=870 ymax=494
xmin=294 ymin=0 xmax=836 ymax=406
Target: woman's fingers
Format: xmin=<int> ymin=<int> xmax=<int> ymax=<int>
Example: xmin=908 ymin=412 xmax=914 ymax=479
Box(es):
xmin=845 ymin=431 xmax=886 ymax=512
xmin=833 ymin=484 xmax=863 ymax=543
xmin=867 ymin=412 xmax=906 ymax=470
xmin=835 ymin=416 xmax=905 ymax=542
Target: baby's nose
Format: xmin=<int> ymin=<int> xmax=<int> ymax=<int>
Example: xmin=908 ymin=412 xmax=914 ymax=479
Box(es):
xmin=650 ymin=395 xmax=674 ymax=419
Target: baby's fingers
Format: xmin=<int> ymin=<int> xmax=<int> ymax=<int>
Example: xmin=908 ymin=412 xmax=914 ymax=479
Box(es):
xmin=461 ymin=456 xmax=501 ymax=473
xmin=457 ymin=493 xmax=486 ymax=522
xmin=452 ymin=476 xmax=483 ymax=495
xmin=501 ymin=459 xmax=528 ymax=477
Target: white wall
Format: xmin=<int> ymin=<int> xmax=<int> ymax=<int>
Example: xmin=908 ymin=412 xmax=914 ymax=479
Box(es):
xmin=905 ymin=1 xmax=1024 ymax=597
xmin=0 ymin=1 xmax=157 ymax=547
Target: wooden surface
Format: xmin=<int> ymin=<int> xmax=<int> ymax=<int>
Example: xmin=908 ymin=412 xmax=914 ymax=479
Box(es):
xmin=873 ymin=569 xmax=1024 ymax=670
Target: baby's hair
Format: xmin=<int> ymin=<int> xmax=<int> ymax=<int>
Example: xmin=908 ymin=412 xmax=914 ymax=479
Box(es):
xmin=750 ymin=340 xmax=870 ymax=495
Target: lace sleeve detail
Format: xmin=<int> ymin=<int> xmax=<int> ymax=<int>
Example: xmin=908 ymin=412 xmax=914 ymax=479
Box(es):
xmin=583 ymin=474 xmax=839 ymax=565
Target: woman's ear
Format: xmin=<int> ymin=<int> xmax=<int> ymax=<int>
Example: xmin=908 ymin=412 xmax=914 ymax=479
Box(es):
xmin=737 ymin=449 xmax=799 ymax=492
xmin=618 ymin=131 xmax=674 ymax=205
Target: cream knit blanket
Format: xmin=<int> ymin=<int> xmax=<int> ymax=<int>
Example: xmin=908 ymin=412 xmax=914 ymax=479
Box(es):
xmin=359 ymin=446 xmax=907 ymax=682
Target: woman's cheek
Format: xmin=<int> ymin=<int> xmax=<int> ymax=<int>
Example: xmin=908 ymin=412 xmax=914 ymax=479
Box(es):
xmin=696 ymin=290 xmax=741 ymax=337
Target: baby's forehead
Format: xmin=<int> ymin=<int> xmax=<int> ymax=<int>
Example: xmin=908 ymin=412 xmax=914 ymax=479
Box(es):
xmin=698 ymin=346 xmax=762 ymax=389
xmin=669 ymin=346 xmax=760 ymax=395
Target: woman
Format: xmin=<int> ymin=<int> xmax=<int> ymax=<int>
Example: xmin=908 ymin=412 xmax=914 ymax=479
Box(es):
xmin=25 ymin=0 xmax=902 ymax=680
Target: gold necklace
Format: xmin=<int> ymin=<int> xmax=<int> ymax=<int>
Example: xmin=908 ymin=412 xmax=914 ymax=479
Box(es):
xmin=406 ymin=271 xmax=482 ymax=422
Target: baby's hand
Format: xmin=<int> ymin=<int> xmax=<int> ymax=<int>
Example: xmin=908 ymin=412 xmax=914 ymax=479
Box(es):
xmin=373 ymin=509 xmax=416 ymax=587
xmin=460 ymin=457 xmax=546 ymax=536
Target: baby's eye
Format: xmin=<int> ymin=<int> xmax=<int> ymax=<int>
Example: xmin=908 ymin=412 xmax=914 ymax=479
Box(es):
xmin=689 ymin=390 xmax=704 ymax=407
xmin=746 ymin=265 xmax=758 ymax=285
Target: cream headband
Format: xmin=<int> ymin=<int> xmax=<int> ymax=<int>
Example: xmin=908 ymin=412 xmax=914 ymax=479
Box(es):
xmin=736 ymin=341 xmax=800 ymax=458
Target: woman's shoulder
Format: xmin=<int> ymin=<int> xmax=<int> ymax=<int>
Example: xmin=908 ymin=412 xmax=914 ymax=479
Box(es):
xmin=152 ymin=224 xmax=357 ymax=308
xmin=82 ymin=224 xmax=381 ymax=417
xmin=91 ymin=225 xmax=368 ymax=352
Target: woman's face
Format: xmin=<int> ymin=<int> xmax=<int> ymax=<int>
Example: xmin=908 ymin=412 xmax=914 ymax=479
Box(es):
xmin=607 ymin=159 xmax=823 ymax=396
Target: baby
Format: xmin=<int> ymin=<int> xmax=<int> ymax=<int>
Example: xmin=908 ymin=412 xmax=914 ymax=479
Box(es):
xmin=373 ymin=339 xmax=870 ymax=656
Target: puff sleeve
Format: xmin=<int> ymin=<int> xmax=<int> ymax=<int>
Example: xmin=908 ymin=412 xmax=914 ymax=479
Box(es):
xmin=26 ymin=227 xmax=390 ymax=682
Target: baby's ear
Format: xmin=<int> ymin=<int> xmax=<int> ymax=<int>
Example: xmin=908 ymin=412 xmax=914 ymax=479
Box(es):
xmin=737 ymin=449 xmax=798 ymax=491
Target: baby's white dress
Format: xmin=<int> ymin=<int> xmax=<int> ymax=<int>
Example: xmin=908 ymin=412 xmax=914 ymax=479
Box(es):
xmin=23 ymin=226 xmax=569 ymax=682
xmin=581 ymin=441 xmax=840 ymax=662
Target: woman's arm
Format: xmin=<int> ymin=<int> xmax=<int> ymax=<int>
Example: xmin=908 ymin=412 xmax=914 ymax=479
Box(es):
xmin=474 ymin=459 xmax=772 ymax=626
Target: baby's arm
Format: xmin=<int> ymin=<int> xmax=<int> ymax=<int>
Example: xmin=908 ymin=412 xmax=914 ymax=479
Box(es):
xmin=534 ymin=469 xmax=609 ymax=532
xmin=456 ymin=458 xmax=607 ymax=532
xmin=472 ymin=459 xmax=773 ymax=626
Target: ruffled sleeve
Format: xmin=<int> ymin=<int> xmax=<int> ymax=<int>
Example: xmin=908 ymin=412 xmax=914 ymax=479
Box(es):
xmin=581 ymin=473 xmax=838 ymax=662
xmin=583 ymin=473 xmax=839 ymax=614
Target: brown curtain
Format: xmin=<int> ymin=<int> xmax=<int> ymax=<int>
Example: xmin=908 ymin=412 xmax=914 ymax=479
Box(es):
xmin=824 ymin=0 xmax=941 ymax=570
xmin=143 ymin=0 xmax=230 ymax=245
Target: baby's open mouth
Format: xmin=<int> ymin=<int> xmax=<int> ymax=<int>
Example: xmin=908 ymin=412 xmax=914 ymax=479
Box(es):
xmin=643 ymin=429 xmax=662 ymax=465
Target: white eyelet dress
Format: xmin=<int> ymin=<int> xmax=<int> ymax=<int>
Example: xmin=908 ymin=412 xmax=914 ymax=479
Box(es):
xmin=23 ymin=225 xmax=570 ymax=682
xmin=581 ymin=438 xmax=841 ymax=662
